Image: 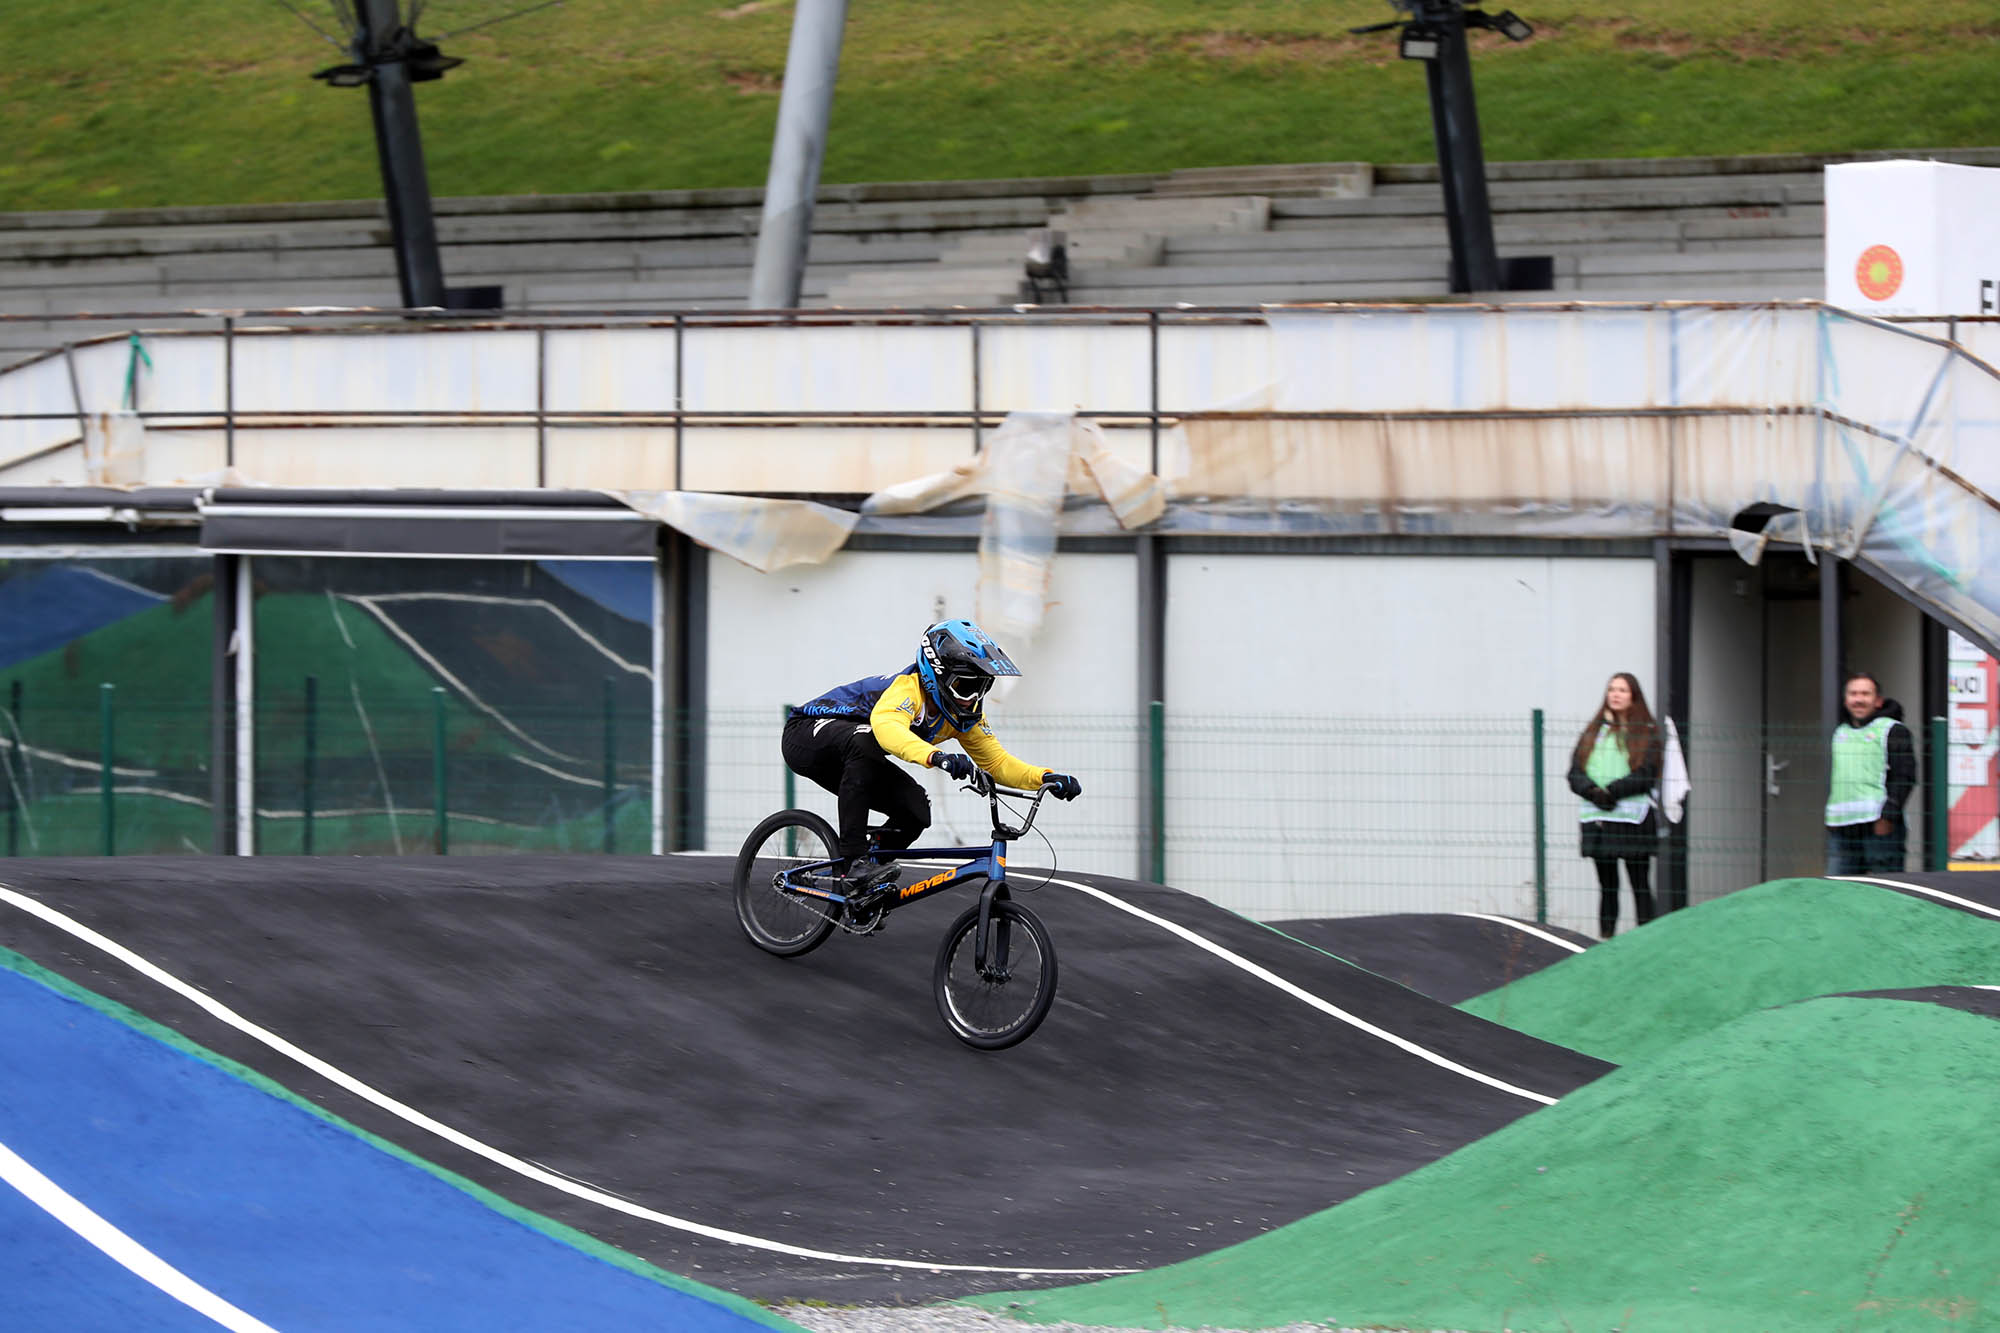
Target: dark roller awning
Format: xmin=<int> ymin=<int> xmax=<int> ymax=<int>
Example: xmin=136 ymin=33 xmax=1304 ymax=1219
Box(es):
xmin=197 ymin=488 xmax=660 ymax=560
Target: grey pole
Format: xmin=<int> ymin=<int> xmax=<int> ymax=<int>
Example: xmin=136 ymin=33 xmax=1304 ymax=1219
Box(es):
xmin=748 ymin=0 xmax=848 ymax=310
xmin=1419 ymin=2 xmax=1502 ymax=294
xmin=356 ymin=0 xmax=447 ymax=309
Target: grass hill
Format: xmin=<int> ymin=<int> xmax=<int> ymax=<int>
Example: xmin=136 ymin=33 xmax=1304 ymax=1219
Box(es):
xmin=7 ymin=0 xmax=1997 ymax=214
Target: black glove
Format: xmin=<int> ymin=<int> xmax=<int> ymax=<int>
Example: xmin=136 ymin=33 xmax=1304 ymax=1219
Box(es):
xmin=1589 ymin=785 xmax=1618 ymax=811
xmin=1042 ymin=772 xmax=1082 ymax=801
xmin=933 ymin=751 xmax=977 ymax=783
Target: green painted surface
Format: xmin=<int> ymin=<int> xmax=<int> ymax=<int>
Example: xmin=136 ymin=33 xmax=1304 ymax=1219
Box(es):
xmin=2 ymin=590 xmax=649 ymax=855
xmin=976 ymin=996 xmax=2000 ymax=1332
xmin=1458 ymin=878 xmax=2000 ymax=1065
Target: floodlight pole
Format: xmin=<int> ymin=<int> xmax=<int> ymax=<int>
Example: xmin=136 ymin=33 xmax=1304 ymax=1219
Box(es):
xmin=749 ymin=0 xmax=849 ymax=310
xmin=356 ymin=0 xmax=447 ymax=309
xmin=1416 ymin=2 xmax=1502 ymax=294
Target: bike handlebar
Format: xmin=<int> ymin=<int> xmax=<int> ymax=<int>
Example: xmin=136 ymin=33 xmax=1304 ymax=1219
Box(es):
xmin=953 ymin=774 xmax=1063 ymax=839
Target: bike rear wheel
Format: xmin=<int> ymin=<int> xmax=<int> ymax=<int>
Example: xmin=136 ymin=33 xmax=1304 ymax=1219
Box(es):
xmin=734 ymin=809 xmax=840 ymax=957
xmin=932 ymin=899 xmax=1057 ymax=1049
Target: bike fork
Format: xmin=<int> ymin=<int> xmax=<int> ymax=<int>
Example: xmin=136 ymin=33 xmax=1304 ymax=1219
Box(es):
xmin=974 ymin=856 xmax=1011 ymax=976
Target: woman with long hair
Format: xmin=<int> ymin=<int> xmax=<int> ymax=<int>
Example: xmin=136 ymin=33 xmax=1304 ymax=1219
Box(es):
xmin=1567 ymin=672 xmax=1661 ymax=938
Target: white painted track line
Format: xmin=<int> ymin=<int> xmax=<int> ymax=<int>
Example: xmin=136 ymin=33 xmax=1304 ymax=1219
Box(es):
xmin=1828 ymin=875 xmax=2000 ymax=920
xmin=1452 ymin=912 xmax=1588 ymax=954
xmin=1050 ymin=878 xmax=1560 ymax=1105
xmin=0 ymin=884 xmax=1129 ymax=1277
xmin=0 ymin=1139 xmax=280 ymax=1332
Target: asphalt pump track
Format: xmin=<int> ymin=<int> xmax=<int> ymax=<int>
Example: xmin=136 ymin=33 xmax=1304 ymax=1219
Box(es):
xmin=0 ymin=855 xmax=1611 ymax=1309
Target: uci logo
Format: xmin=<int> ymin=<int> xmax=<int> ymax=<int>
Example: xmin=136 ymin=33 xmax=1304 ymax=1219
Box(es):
xmin=1854 ymin=244 xmax=1903 ymax=302
xmin=900 ymin=866 xmax=956 ymax=898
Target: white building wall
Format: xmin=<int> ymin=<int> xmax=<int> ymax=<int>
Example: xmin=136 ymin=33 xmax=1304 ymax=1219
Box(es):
xmin=1163 ymin=553 xmax=1655 ymax=930
xmin=703 ymin=550 xmax=1140 ymax=879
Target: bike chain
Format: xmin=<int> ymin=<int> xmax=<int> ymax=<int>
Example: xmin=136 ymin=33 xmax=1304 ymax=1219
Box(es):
xmin=766 ymin=875 xmax=886 ymax=936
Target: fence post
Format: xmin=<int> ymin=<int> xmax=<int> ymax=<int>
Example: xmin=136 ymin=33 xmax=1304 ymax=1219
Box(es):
xmin=1930 ymin=714 xmax=1949 ymax=872
xmin=602 ymin=676 xmax=617 ymax=854
xmin=1148 ymin=700 xmax=1166 ymax=884
xmin=100 ymin=683 xmax=116 ymax=857
xmin=5 ymin=679 xmax=19 ymax=857
xmin=1532 ymin=708 xmax=1547 ymax=924
xmin=782 ymin=704 xmax=795 ymax=857
xmin=432 ymin=686 xmax=448 ymax=855
xmin=302 ymin=675 xmax=318 ymax=855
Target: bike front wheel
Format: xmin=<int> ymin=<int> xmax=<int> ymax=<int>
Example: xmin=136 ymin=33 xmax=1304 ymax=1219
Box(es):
xmin=932 ymin=899 xmax=1057 ymax=1050
xmin=734 ymin=809 xmax=840 ymax=957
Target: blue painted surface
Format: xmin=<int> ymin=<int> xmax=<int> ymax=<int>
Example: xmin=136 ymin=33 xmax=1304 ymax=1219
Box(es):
xmin=0 ymin=1174 xmax=227 ymax=1332
xmin=0 ymin=965 xmax=783 ymax=1332
xmin=0 ymin=565 xmax=166 ymax=671
xmin=538 ymin=560 xmax=653 ymax=626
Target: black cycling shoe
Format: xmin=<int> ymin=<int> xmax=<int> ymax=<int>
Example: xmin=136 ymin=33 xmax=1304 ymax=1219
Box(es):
xmin=842 ymin=860 xmax=901 ymax=916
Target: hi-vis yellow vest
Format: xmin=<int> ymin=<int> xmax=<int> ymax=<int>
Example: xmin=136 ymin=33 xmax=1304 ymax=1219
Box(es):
xmin=1826 ymin=716 xmax=1895 ymax=826
xmin=1580 ymin=729 xmax=1650 ymax=824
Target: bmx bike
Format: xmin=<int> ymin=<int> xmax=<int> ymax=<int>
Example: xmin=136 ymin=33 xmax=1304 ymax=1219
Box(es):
xmin=732 ymin=775 xmax=1061 ymax=1050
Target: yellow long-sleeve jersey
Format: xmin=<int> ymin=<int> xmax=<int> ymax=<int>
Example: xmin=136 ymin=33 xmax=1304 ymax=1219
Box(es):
xmin=868 ymin=672 xmax=1050 ymax=791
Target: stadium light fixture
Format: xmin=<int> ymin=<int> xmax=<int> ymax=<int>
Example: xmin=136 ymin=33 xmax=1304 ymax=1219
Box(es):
xmin=312 ymin=63 xmax=374 ymax=87
xmin=1465 ymin=7 xmax=1535 ymax=41
xmin=1398 ymin=23 xmax=1443 ymax=59
xmin=1348 ymin=0 xmax=1543 ymax=294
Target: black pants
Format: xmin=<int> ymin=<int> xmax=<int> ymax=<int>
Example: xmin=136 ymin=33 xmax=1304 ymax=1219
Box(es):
xmin=782 ymin=714 xmax=930 ymax=861
xmin=1827 ymin=817 xmax=1906 ymax=876
xmin=1591 ymin=857 xmax=1655 ymax=938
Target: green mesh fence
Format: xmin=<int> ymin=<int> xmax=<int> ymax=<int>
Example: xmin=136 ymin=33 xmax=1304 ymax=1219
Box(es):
xmin=0 ymin=688 xmax=1931 ymax=931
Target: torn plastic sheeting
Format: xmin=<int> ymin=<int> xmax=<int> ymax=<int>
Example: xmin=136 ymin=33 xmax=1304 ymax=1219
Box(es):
xmin=862 ymin=413 xmax=1165 ymax=530
xmin=617 ymin=490 xmax=857 ymax=573
xmin=969 ymin=412 xmax=1072 ymax=652
xmin=861 ymin=411 xmax=1167 ymax=653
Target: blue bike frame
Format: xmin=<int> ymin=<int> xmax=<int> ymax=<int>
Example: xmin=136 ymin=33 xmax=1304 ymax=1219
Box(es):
xmin=776 ymin=782 xmax=1048 ymax=970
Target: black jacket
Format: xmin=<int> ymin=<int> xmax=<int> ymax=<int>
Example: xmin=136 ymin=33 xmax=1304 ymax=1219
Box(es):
xmin=1841 ymin=697 xmax=1918 ymax=820
xmin=1566 ymin=717 xmax=1661 ymax=806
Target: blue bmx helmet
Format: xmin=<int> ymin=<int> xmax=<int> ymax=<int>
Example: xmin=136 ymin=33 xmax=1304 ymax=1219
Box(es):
xmin=917 ymin=619 xmax=1021 ymax=729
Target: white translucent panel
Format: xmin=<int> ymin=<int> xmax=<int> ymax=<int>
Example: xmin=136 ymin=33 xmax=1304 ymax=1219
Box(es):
xmin=543 ymin=329 xmax=676 ymax=413
xmin=0 ymin=442 xmax=91 ymax=485
xmin=1958 ymin=322 xmax=2000 ymax=369
xmin=1821 ymin=312 xmax=1956 ymax=438
xmin=0 ymin=355 xmax=78 ymax=466
xmin=1493 ymin=307 xmax=1667 ymax=409
xmin=541 ymin=427 xmax=680 ymax=491
xmin=678 ymin=425 xmax=974 ymax=493
xmin=232 ymin=331 xmax=540 ymax=413
xmin=1158 ymin=322 xmax=1277 ymax=412
xmin=682 ymin=325 xmax=971 ymax=412
xmin=136 ymin=429 xmax=231 ymax=484
xmin=978 ymin=324 xmax=1150 ymax=413
xmin=60 ymin=331 xmax=224 ymax=417
xmin=231 ymin=428 xmax=541 ymax=488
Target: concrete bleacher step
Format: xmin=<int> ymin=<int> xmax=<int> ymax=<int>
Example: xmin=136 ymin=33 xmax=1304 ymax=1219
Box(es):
xmin=823 ymin=194 xmax=1285 ymax=307
xmin=1052 ymin=194 xmax=1272 ymax=234
xmin=1147 ymin=162 xmax=1373 ymax=199
xmin=13 ymin=148 xmax=1988 ymax=342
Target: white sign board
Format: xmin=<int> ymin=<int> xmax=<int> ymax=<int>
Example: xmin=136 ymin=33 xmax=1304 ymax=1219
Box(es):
xmin=1825 ymin=160 xmax=2000 ymax=317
